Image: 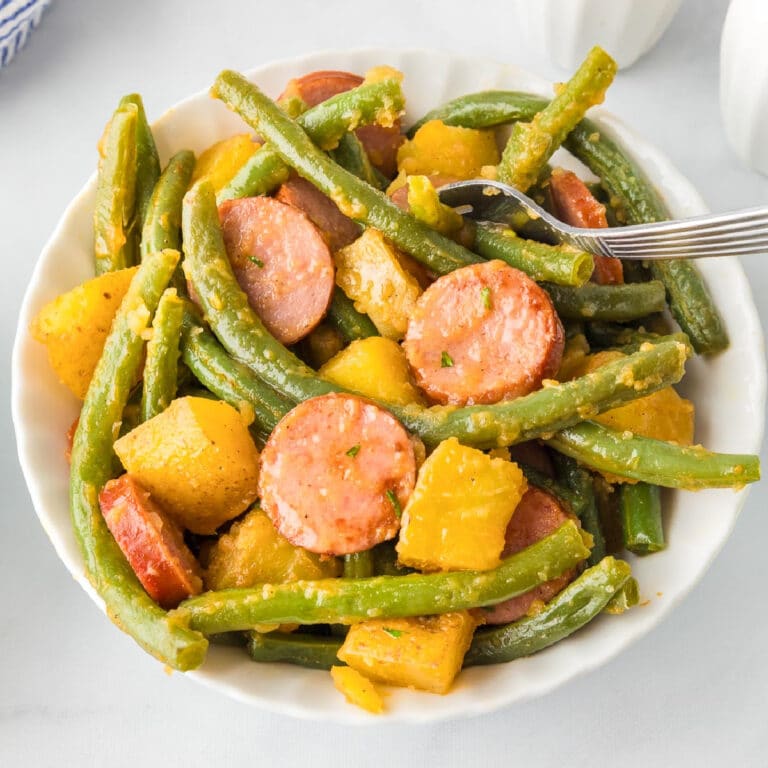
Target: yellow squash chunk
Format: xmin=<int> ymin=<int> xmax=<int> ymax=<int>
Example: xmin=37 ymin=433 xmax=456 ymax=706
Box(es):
xmin=114 ymin=396 xmax=260 ymax=534
xmin=334 ymin=229 xmax=422 ymax=340
xmin=204 ymin=507 xmax=340 ymax=590
xmin=30 ymin=267 xmax=138 ymax=399
xmin=397 ymin=120 xmax=500 ymax=180
xmin=338 ymin=612 xmax=477 ymax=695
xmin=331 ymin=666 xmax=385 ymax=714
xmin=576 ymin=350 xmax=695 ymax=444
xmin=192 ymin=134 xmax=258 ymax=193
xmin=396 ymin=437 xmax=527 ymax=571
xmin=319 ymin=336 xmax=425 ymax=406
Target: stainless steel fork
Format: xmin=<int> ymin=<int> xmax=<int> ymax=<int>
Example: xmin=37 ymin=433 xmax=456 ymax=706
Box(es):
xmin=437 ymin=179 xmax=768 ymax=259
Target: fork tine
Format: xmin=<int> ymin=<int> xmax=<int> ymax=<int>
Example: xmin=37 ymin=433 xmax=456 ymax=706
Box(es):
xmin=608 ymin=235 xmax=768 ymax=255
xmin=604 ymin=215 xmax=768 ymax=245
xmin=609 ymin=242 xmax=768 ymax=260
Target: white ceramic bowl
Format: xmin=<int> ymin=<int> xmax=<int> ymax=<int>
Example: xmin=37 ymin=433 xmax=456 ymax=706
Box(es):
xmin=12 ymin=48 xmax=766 ymax=724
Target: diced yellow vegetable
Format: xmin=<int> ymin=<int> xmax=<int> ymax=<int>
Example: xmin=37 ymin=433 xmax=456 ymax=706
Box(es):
xmin=338 ymin=612 xmax=477 ymax=694
xmin=204 ymin=507 xmax=340 ymax=590
xmin=30 ymin=267 xmax=138 ymax=399
xmin=575 ymin=350 xmax=695 ymax=444
xmin=406 ymin=175 xmax=464 ymax=235
xmin=334 ymin=229 xmax=422 ymax=340
xmin=319 ymin=336 xmax=425 ymax=406
xmin=397 ymin=120 xmax=500 ymax=180
xmin=192 ymin=134 xmax=258 ymax=193
xmin=396 ymin=437 xmax=527 ymax=571
xmin=331 ymin=666 xmax=385 ymax=714
xmin=114 ymin=396 xmax=260 ymax=534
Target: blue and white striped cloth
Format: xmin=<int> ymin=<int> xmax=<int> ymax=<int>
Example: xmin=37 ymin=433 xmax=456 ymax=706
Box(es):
xmin=0 ymin=0 xmax=51 ymax=68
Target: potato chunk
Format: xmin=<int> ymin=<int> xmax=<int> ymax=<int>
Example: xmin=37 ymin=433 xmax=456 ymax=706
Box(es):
xmin=30 ymin=267 xmax=138 ymax=399
xmin=114 ymin=396 xmax=260 ymax=534
xmin=331 ymin=666 xmax=385 ymax=714
xmin=192 ymin=133 xmax=258 ymax=193
xmin=204 ymin=508 xmax=340 ymax=589
xmin=397 ymin=120 xmax=500 ymax=180
xmin=334 ymin=229 xmax=422 ymax=340
xmin=338 ymin=612 xmax=477 ymax=694
xmin=397 ymin=437 xmax=527 ymax=571
xmin=319 ymin=336 xmax=425 ymax=406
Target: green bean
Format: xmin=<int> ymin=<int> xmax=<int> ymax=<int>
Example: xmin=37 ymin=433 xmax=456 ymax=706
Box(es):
xmin=604 ymin=576 xmax=640 ymax=614
xmin=141 ymin=150 xmax=195 ymax=258
xmin=179 ymin=309 xmax=293 ymax=446
xmin=464 ymin=556 xmax=631 ymax=666
xmin=551 ymin=453 xmax=606 ymax=567
xmin=618 ymin=482 xmax=665 ymax=555
xmin=474 ymin=224 xmax=594 ymax=286
xmin=212 ymin=70 xmax=481 ymax=275
xmin=94 ymin=103 xmax=138 ymax=274
xmin=217 ymin=78 xmax=405 ymax=203
xmin=517 ymin=463 xmax=578 ymax=509
xmin=547 ymin=421 xmax=760 ymax=489
xmin=326 ymin=288 xmax=379 ymax=341
xmin=331 ymin=132 xmax=388 ymax=190
xmin=409 ymin=91 xmax=728 ymax=354
xmin=247 ymin=631 xmax=341 ymax=669
xmin=497 ymin=47 xmax=617 ymax=192
xmin=343 ymin=552 xmax=375 ymax=579
xmin=184 ymin=181 xmax=690 ymax=450
xmin=70 ymin=249 xmax=207 ymax=670
xmin=140 ymin=289 xmax=184 ymax=423
xmin=118 ymin=94 xmax=161 ymax=231
xmin=171 ymin=520 xmax=589 ymax=634
xmin=544 ymin=280 xmax=667 ymax=322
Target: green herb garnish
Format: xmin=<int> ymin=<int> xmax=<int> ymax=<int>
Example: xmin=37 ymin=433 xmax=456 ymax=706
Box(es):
xmin=481 ymin=285 xmax=492 ymax=310
xmin=382 ymin=627 xmax=403 ymax=638
xmin=385 ymin=489 xmax=403 ymax=518
xmin=249 ymin=256 xmax=265 ymax=268
xmin=440 ymin=351 xmax=454 ymax=368
xmin=346 ymin=444 xmax=361 ymax=458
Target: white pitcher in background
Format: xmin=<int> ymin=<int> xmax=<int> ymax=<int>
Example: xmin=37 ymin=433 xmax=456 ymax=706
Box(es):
xmin=720 ymin=0 xmax=768 ymax=176
xmin=514 ymin=0 xmax=683 ymax=71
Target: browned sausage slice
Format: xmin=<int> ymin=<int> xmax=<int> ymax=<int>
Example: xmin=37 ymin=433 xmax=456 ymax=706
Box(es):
xmin=279 ymin=69 xmax=403 ymax=177
xmin=483 ymin=487 xmax=577 ymax=624
xmin=276 ymin=176 xmax=361 ymax=253
xmin=403 ymin=261 xmax=565 ymax=405
xmin=218 ymin=196 xmax=335 ymax=345
xmin=99 ymin=475 xmax=203 ymax=609
xmin=258 ymin=393 xmax=416 ymax=556
xmin=549 ymin=168 xmax=623 ymax=285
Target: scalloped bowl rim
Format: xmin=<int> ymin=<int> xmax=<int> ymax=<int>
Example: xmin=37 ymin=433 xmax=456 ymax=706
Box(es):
xmin=12 ymin=47 xmax=766 ymax=724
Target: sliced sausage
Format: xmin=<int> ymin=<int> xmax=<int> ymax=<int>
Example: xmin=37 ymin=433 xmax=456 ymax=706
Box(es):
xmin=276 ymin=176 xmax=361 ymax=252
xmin=279 ymin=69 xmax=403 ymax=177
xmin=404 ymin=261 xmax=565 ymax=405
xmin=549 ymin=168 xmax=623 ymax=285
xmin=258 ymin=393 xmax=416 ymax=556
xmin=99 ymin=475 xmax=203 ymax=609
xmin=483 ymin=487 xmax=577 ymax=624
xmin=507 ymin=441 xmax=555 ymax=478
xmin=218 ymin=196 xmax=335 ymax=345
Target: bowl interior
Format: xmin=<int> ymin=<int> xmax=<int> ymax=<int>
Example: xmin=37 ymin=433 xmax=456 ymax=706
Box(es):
xmin=12 ymin=48 xmax=766 ymax=724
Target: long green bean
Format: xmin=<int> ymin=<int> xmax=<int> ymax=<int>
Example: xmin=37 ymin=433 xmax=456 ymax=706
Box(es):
xmin=326 ymin=288 xmax=379 ymax=341
xmin=140 ymin=289 xmax=184 ymax=423
xmin=474 ymin=225 xmax=594 ymax=286
xmin=70 ymin=249 xmax=207 ymax=670
xmin=171 ymin=520 xmax=589 ymax=634
xmin=464 ymin=556 xmax=631 ymax=666
xmin=497 ymin=47 xmax=617 ymax=192
xmin=544 ymin=280 xmax=667 ymax=322
xmin=94 ymin=104 xmax=138 ymax=274
xmin=547 ymin=421 xmax=760 ymax=489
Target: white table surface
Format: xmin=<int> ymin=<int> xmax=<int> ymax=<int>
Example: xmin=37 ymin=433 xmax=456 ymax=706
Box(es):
xmin=2 ymin=0 xmax=767 ymax=765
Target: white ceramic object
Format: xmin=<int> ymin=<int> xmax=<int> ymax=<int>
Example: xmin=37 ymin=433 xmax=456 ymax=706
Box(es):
xmin=12 ymin=48 xmax=766 ymax=724
xmin=515 ymin=0 xmax=683 ymax=70
xmin=720 ymin=0 xmax=768 ymax=176
xmin=0 ymin=0 xmax=51 ymax=68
